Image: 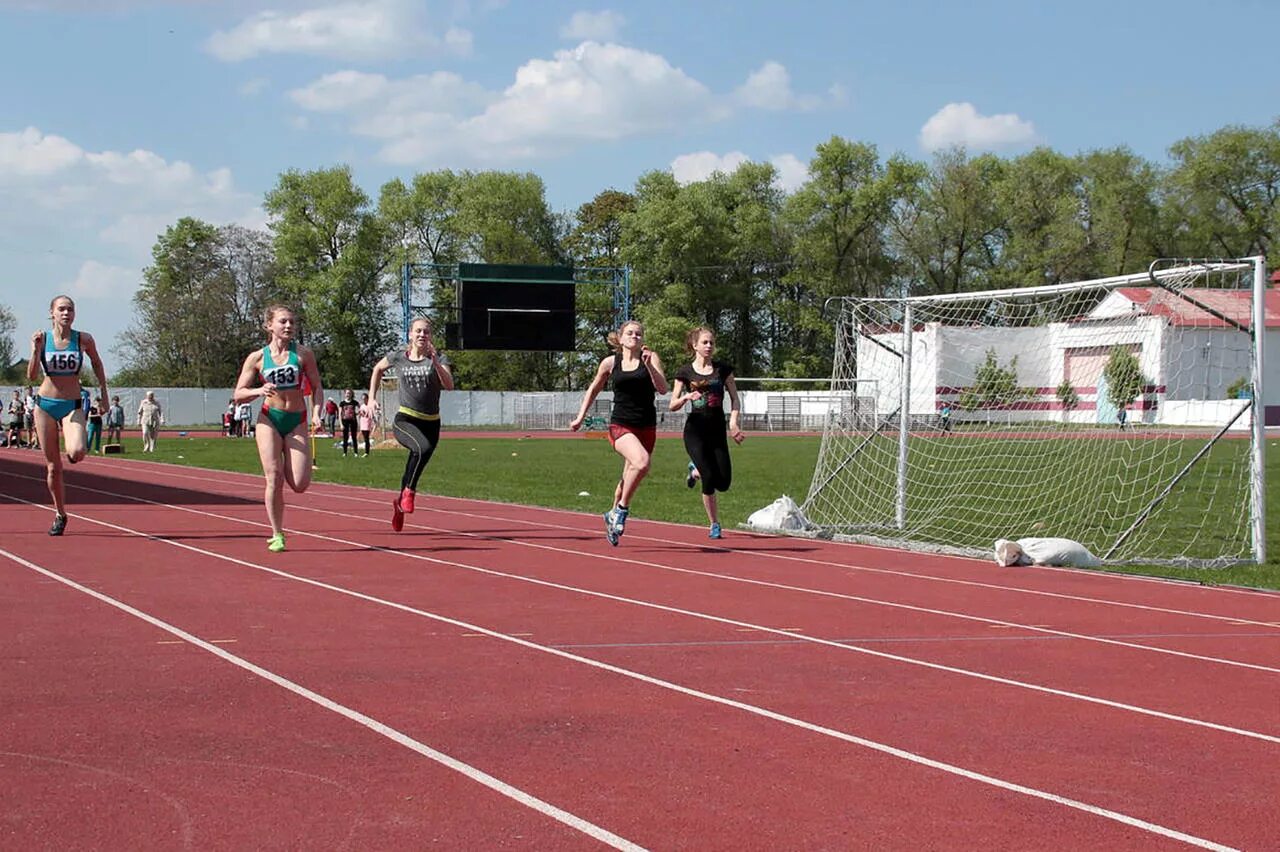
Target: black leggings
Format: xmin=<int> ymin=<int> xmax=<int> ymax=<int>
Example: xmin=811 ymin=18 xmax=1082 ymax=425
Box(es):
xmin=360 ymin=429 xmax=371 ymax=455
xmin=341 ymin=418 xmax=358 ymax=453
xmin=392 ymin=412 xmax=441 ymax=491
xmin=684 ymin=418 xmax=732 ymax=495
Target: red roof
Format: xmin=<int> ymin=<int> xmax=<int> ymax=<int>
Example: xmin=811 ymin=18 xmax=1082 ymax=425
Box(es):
xmin=1113 ymin=287 xmax=1280 ymax=329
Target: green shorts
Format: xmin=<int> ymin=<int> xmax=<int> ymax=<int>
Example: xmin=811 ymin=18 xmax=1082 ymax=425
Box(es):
xmin=262 ymin=406 xmax=305 ymax=437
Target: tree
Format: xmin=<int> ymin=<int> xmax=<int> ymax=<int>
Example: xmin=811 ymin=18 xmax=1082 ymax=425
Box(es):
xmin=1056 ymin=378 xmax=1079 ymax=423
xmin=116 ymin=218 xmax=275 ymax=386
xmin=990 ymin=147 xmax=1090 ymax=287
xmin=959 ymin=349 xmax=1021 ymax=410
xmin=266 ymin=166 xmax=395 ymax=390
xmin=0 ymin=303 xmax=19 ymax=382
xmin=891 ymin=149 xmax=1006 ymax=296
xmin=1078 ymin=147 xmax=1163 ymax=275
xmin=1103 ymin=346 xmax=1147 ymax=410
xmin=1165 ymin=121 xmax=1280 ymax=264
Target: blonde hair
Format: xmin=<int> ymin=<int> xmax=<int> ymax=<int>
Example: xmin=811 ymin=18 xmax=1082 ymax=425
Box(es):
xmin=685 ymin=325 xmax=714 ymax=356
xmin=49 ymin=294 xmax=75 ymax=311
xmin=262 ymin=304 xmax=294 ymax=336
xmin=606 ymin=320 xmax=643 ymax=353
xmin=409 ymin=317 xmax=433 ymax=333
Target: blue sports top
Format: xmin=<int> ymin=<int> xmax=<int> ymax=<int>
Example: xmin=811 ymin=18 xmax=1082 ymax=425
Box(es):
xmin=260 ymin=343 xmax=301 ymax=390
xmin=42 ymin=330 xmax=83 ymax=376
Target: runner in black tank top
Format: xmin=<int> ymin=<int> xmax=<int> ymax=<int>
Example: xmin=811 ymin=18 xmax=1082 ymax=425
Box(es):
xmin=669 ymin=326 xmax=746 ymax=539
xmin=570 ymin=319 xmax=669 ymax=546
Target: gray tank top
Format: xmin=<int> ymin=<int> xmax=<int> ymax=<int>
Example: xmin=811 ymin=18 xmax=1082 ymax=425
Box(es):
xmin=387 ymin=349 xmax=446 ymax=416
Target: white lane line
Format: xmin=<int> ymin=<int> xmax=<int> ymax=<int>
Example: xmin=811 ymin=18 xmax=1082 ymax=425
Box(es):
xmin=63 ymin=455 xmax=1280 ymax=628
xmin=0 ymin=523 xmax=1239 ymax=851
xmin=4 ymin=486 xmax=1277 ymax=746
xmin=0 ymin=546 xmax=646 ymax=852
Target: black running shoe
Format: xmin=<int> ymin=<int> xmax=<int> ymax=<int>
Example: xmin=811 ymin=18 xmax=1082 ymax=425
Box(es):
xmin=49 ymin=514 xmax=67 ymax=536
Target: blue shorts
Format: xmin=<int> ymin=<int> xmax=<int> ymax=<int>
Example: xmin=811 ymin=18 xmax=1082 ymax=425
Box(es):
xmin=37 ymin=396 xmax=79 ymax=421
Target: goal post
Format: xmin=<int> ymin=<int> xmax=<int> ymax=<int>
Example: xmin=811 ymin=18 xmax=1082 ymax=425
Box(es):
xmin=802 ymin=259 xmax=1267 ymax=567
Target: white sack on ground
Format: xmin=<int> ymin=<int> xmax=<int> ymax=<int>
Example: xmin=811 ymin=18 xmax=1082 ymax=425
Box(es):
xmin=994 ymin=537 xmax=1101 ymax=568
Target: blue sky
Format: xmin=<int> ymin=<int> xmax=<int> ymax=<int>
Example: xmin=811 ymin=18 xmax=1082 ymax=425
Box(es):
xmin=2 ymin=0 xmax=1278 ymax=363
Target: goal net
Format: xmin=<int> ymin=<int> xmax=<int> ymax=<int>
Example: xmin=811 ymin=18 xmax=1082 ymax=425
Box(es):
xmin=802 ymin=259 xmax=1268 ymax=567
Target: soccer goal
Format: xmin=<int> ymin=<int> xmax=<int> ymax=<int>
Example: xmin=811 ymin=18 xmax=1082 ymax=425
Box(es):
xmin=802 ymin=258 xmax=1268 ymax=567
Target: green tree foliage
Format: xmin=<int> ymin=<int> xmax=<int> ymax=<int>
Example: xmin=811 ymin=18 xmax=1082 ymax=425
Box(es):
xmin=1103 ymin=346 xmax=1147 ymax=409
xmin=891 ymin=149 xmax=1006 ymax=295
xmin=1078 ymin=147 xmax=1164 ymax=275
xmin=1056 ymin=378 xmax=1080 ymax=415
xmin=1166 ymin=121 xmax=1280 ymax=265
xmin=991 ymin=147 xmax=1089 ymax=287
xmin=779 ymin=138 xmax=917 ymax=376
xmin=958 ymin=349 xmax=1021 ymax=410
xmin=0 ymin=303 xmax=20 ymax=381
xmin=266 ymin=166 xmax=395 ymax=390
xmin=116 ymin=219 xmax=277 ymax=386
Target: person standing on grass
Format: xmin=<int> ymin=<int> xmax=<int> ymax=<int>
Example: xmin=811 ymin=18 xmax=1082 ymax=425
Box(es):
xmin=357 ymin=392 xmax=376 ymax=457
xmin=233 ymin=304 xmax=324 ymax=553
xmin=338 ymin=388 xmax=360 ymax=456
xmin=367 ymin=316 xmax=453 ymax=531
xmin=24 ymin=387 xmax=38 ymax=450
xmin=570 ymin=319 xmax=669 ymax=546
xmin=86 ymin=396 xmax=103 ymax=454
xmin=28 ymin=294 xmax=110 ymax=536
xmin=669 ymin=326 xmax=744 ymax=540
xmin=106 ymin=395 xmax=124 ymax=445
xmin=137 ymin=391 xmax=163 ymax=452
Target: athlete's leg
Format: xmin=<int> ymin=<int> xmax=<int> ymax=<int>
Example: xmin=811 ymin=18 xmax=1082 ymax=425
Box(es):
xmin=281 ymin=421 xmax=313 ymax=493
xmin=254 ymin=417 xmax=287 ymax=536
xmin=63 ymin=408 xmax=87 ymax=463
xmin=33 ymin=405 xmax=65 ymax=517
xmin=611 ymin=432 xmax=651 ymax=509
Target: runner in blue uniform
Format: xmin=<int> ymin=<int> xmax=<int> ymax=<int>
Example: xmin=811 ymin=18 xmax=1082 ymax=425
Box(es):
xmin=233 ymin=304 xmax=323 ymax=552
xmin=28 ymin=295 xmax=109 ymax=536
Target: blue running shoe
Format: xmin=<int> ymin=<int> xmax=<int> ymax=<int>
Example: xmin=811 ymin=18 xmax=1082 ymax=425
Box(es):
xmin=604 ymin=509 xmax=620 ymax=546
xmin=709 ymin=522 xmax=722 ymax=540
xmin=685 ymin=461 xmax=697 ymax=489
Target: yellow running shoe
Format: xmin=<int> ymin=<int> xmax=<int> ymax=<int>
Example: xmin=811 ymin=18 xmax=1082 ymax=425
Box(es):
xmin=267 ymin=533 xmax=286 ymax=553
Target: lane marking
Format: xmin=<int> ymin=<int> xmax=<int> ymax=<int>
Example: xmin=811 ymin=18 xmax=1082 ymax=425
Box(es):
xmin=0 ymin=546 xmax=645 ymax=852
xmin=4 ymin=488 xmax=1278 ymax=747
xmin=0 ymin=539 xmax=1240 ymax=851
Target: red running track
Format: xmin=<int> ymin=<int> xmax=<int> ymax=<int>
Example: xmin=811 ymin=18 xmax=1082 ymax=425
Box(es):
xmin=1 ymin=452 xmax=1278 ymax=850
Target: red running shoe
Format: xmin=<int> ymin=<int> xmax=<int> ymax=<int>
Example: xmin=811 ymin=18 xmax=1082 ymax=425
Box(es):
xmin=399 ymin=487 xmax=416 ymax=514
xmin=391 ymin=499 xmax=404 ymax=532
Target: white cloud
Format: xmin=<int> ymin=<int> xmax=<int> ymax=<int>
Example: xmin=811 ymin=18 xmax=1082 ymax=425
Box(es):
xmin=206 ymin=0 xmax=471 ymax=62
xmin=293 ymin=41 xmax=721 ymax=165
xmin=0 ymin=126 xmax=263 ymax=351
xmin=559 ymin=10 xmax=625 ymax=41
xmin=671 ymin=151 xmax=750 ymax=184
xmin=919 ymin=102 xmax=1038 ymax=152
xmin=734 ymin=61 xmax=821 ymax=111
xmin=769 ymin=153 xmax=809 ymax=192
xmin=239 ymin=77 xmax=270 ymax=96
xmin=64 ymin=261 xmax=138 ymax=301
xmin=671 ymin=151 xmax=809 ymax=194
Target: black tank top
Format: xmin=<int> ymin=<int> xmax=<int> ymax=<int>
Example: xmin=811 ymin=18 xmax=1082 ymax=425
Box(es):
xmin=609 ymin=353 xmax=657 ymax=427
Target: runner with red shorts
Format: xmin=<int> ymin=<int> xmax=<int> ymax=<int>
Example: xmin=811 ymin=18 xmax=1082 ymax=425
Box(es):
xmin=570 ymin=320 xmax=669 ymax=545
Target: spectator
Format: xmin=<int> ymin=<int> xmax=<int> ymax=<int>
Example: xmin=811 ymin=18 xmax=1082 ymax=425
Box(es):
xmin=338 ymin=389 xmax=359 ymax=456
xmin=137 ymin=391 xmax=163 ymax=452
xmin=106 ymin=395 xmax=124 ymax=445
xmin=24 ymin=387 xmax=38 ymax=449
xmin=6 ymin=390 xmax=22 ymax=448
xmin=357 ymin=392 xmax=377 ymax=457
xmin=86 ymin=396 xmax=103 ymax=453
xmin=324 ymin=397 xmax=338 ymax=435
xmin=236 ymin=400 xmax=253 ymax=437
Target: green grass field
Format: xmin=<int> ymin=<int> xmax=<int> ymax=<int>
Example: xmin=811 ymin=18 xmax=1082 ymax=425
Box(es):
xmin=112 ymin=431 xmax=1280 ymax=591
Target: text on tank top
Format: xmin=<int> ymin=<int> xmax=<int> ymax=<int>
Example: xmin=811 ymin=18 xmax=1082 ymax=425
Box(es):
xmin=260 ymin=343 xmax=301 ymax=390
xmin=43 ymin=330 xmax=83 ymax=376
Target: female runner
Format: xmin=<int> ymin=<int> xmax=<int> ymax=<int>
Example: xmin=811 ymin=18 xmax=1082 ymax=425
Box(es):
xmin=233 ymin=304 xmax=323 ymax=552
xmin=367 ymin=317 xmax=454 ymax=531
xmin=570 ymin=319 xmax=668 ymax=545
xmin=27 ymin=295 xmax=109 ymax=535
xmin=669 ymin=326 xmax=745 ymax=539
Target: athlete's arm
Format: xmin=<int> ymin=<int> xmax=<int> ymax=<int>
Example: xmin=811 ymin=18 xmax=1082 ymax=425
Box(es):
xmin=300 ymin=347 xmax=324 ymax=430
xmin=26 ymin=331 xmax=42 ymax=383
xmin=724 ymin=373 xmax=745 ymax=444
xmin=643 ymin=349 xmax=669 ymax=395
xmin=570 ymin=357 xmax=613 ymax=431
xmin=81 ymin=332 xmax=109 ymax=407
xmin=367 ymin=357 xmax=391 ymax=406
xmin=233 ymin=351 xmax=268 ymax=404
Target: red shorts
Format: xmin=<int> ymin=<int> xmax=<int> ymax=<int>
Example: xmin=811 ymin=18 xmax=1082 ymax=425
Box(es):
xmin=608 ymin=423 xmax=656 ymax=453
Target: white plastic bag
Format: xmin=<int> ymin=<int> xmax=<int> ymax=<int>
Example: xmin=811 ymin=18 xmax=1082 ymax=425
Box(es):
xmin=747 ymin=495 xmax=811 ymax=532
xmin=994 ymin=537 xmax=1101 ymax=568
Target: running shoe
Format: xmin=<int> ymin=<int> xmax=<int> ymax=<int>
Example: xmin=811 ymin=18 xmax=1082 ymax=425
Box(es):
xmin=48 ymin=514 xmax=67 ymax=536
xmin=685 ymin=461 xmax=697 ymax=489
xmin=603 ymin=509 xmax=620 ymax=546
xmin=267 ymin=533 xmax=286 ymax=552
xmin=399 ymin=487 xmax=416 ymax=514
xmin=391 ymin=499 xmax=405 ymax=532
xmin=709 ymin=522 xmax=722 ymax=540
